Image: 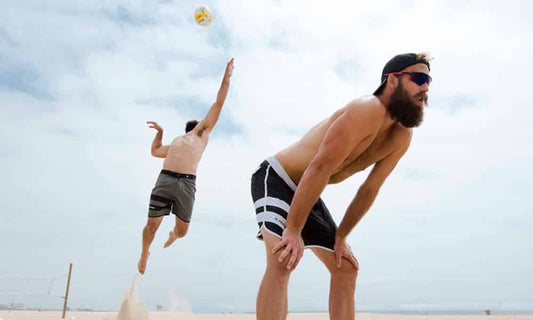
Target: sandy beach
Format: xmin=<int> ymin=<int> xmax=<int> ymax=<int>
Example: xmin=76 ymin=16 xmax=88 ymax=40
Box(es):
xmin=1 ymin=311 xmax=533 ymax=320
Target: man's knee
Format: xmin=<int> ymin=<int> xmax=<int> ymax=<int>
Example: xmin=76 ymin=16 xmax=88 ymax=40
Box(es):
xmin=174 ymin=219 xmax=189 ymax=238
xmin=175 ymin=226 xmax=188 ymax=238
xmin=331 ymin=262 xmax=358 ymax=281
xmin=265 ymin=250 xmax=296 ymax=281
xmin=266 ymin=258 xmax=292 ymax=281
xmin=145 ymin=217 xmax=162 ymax=233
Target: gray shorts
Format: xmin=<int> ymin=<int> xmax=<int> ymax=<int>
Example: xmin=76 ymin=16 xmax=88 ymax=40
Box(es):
xmin=148 ymin=170 xmax=196 ymax=222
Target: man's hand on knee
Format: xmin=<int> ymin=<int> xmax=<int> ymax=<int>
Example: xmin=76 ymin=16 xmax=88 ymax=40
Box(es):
xmin=334 ymin=239 xmax=359 ymax=270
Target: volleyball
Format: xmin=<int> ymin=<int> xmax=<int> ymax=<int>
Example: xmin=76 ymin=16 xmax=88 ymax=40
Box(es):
xmin=194 ymin=5 xmax=213 ymax=26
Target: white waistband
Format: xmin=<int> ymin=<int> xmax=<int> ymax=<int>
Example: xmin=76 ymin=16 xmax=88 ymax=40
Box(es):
xmin=266 ymin=156 xmax=298 ymax=192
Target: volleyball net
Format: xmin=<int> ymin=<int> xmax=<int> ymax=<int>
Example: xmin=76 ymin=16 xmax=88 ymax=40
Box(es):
xmin=0 ymin=263 xmax=73 ymax=318
xmin=0 ymin=274 xmax=68 ymax=297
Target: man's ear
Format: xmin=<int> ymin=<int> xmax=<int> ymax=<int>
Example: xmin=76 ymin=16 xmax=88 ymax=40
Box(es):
xmin=386 ymin=74 xmax=398 ymax=91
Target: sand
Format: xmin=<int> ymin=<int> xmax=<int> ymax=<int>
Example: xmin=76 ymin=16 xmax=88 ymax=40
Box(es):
xmin=1 ymin=311 xmax=533 ymax=320
xmin=5 ymin=277 xmax=531 ymax=320
xmin=115 ymin=275 xmax=148 ymax=320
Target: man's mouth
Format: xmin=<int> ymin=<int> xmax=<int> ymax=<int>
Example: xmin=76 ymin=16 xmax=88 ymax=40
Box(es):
xmin=415 ymin=93 xmax=427 ymax=106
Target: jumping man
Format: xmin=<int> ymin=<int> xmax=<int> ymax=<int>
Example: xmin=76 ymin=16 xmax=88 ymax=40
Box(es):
xmin=138 ymin=58 xmax=234 ymax=274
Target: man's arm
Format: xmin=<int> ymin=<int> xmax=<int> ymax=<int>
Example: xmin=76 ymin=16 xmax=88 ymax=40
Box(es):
xmin=287 ymin=108 xmax=375 ymax=230
xmin=195 ymin=58 xmax=234 ymax=136
xmin=333 ymin=130 xmax=411 ymax=267
xmin=336 ymin=130 xmax=412 ymax=241
xmin=273 ymin=103 xmax=379 ymax=270
xmin=146 ymin=121 xmax=170 ymax=158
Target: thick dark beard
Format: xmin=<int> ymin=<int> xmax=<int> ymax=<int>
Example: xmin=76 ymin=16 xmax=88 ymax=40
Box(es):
xmin=387 ymin=83 xmax=426 ymax=128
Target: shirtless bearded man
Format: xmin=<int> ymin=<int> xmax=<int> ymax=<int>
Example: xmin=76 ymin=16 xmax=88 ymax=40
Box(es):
xmin=251 ymin=53 xmax=432 ymax=320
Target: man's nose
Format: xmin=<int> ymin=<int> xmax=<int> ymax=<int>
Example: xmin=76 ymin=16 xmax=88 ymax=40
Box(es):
xmin=419 ymin=82 xmax=429 ymax=93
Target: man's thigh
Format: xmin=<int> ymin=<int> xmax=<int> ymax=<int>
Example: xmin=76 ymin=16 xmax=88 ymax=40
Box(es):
xmin=311 ymin=247 xmax=358 ymax=274
xmin=260 ymin=226 xmax=291 ymax=269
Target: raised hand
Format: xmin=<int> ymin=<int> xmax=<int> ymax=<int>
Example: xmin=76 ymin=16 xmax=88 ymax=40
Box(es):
xmin=146 ymin=121 xmax=163 ymax=132
xmin=224 ymin=58 xmax=234 ymax=79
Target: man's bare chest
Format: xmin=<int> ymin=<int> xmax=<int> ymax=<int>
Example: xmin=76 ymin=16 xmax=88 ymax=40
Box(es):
xmin=330 ymin=131 xmax=397 ymax=182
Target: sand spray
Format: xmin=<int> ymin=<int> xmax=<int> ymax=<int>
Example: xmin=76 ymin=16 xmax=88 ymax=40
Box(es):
xmin=115 ymin=274 xmax=148 ymax=320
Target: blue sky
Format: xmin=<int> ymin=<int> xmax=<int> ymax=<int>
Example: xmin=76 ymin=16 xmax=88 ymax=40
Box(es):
xmin=1 ymin=0 xmax=532 ymax=313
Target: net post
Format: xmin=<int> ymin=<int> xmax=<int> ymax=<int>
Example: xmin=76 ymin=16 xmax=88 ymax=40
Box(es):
xmin=62 ymin=263 xmax=73 ymax=319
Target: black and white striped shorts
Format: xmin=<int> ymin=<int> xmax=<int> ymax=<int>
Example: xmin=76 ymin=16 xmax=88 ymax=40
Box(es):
xmin=250 ymin=157 xmax=337 ymax=251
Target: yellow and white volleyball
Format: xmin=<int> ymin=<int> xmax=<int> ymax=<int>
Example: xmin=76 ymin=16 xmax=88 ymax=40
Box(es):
xmin=194 ymin=5 xmax=214 ymax=26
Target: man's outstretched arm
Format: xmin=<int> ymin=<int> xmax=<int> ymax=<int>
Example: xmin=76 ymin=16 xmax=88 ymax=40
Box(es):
xmin=196 ymin=58 xmax=234 ymax=135
xmin=147 ymin=121 xmax=170 ymax=158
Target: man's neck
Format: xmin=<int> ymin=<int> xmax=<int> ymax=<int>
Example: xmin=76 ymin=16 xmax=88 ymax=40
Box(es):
xmin=374 ymin=94 xmax=397 ymax=132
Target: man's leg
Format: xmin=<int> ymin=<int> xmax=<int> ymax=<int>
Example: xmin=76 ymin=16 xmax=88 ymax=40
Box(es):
xmin=138 ymin=216 xmax=163 ymax=274
xmin=311 ymin=247 xmax=358 ymax=320
xmin=164 ymin=216 xmax=190 ymax=248
xmin=257 ymin=227 xmax=292 ymax=320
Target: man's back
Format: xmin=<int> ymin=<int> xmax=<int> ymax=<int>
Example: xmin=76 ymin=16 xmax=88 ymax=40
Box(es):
xmin=163 ymin=132 xmax=208 ymax=175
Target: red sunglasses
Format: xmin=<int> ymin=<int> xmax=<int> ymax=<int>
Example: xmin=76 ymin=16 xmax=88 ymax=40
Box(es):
xmin=386 ymin=72 xmax=432 ymax=86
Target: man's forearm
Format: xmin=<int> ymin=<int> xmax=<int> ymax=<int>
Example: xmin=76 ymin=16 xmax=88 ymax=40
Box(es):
xmin=151 ymin=131 xmax=163 ymax=152
xmin=336 ymin=186 xmax=378 ymax=241
xmin=215 ymin=77 xmax=230 ymax=105
xmin=286 ymin=163 xmax=331 ymax=232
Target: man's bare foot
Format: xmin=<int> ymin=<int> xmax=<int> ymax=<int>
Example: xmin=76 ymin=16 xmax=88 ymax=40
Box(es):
xmin=138 ymin=252 xmax=149 ymax=275
xmin=164 ymin=230 xmax=181 ymax=248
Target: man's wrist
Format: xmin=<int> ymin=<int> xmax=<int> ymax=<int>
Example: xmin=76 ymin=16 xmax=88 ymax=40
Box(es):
xmin=335 ymin=233 xmax=347 ymax=243
xmin=284 ymin=226 xmax=302 ymax=235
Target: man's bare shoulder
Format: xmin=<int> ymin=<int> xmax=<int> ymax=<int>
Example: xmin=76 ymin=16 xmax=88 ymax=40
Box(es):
xmin=190 ymin=122 xmax=210 ymax=138
xmin=185 ymin=130 xmax=209 ymax=145
xmin=170 ymin=135 xmax=185 ymax=143
xmin=345 ymin=95 xmax=386 ymax=114
xmin=170 ymin=134 xmax=199 ymax=146
xmin=342 ymin=95 xmax=387 ymax=121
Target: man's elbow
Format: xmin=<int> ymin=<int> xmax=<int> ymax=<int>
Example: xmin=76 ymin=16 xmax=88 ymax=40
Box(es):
xmin=310 ymin=150 xmax=344 ymax=173
xmin=151 ymin=149 xmax=164 ymax=158
xmin=307 ymin=157 xmax=337 ymax=178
